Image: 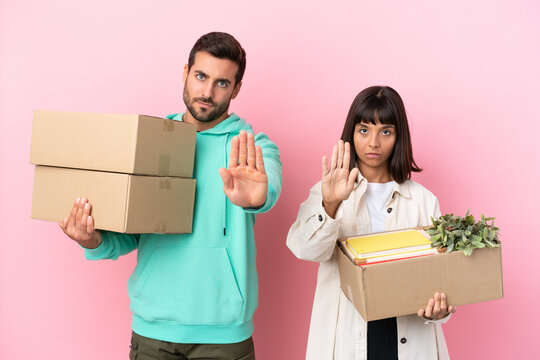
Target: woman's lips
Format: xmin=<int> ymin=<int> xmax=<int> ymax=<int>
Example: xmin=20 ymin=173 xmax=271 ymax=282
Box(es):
xmin=366 ymin=153 xmax=381 ymax=158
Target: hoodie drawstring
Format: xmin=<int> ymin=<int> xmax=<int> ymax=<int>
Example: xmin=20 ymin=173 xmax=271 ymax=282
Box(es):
xmin=223 ymin=133 xmax=229 ymax=237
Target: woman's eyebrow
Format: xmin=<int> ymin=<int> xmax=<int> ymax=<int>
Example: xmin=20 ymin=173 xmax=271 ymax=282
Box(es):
xmin=358 ymin=123 xmax=395 ymax=128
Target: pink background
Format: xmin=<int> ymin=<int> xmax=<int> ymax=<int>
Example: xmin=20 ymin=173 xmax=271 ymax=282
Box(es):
xmin=1 ymin=0 xmax=539 ymax=359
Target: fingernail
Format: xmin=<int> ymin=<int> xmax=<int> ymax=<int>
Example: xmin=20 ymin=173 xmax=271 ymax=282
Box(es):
xmin=84 ymin=203 xmax=89 ymax=210
xmin=76 ymin=197 xmax=80 ymax=203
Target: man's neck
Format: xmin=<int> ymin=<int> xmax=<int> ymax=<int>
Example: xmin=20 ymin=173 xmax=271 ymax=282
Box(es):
xmin=182 ymin=112 xmax=230 ymax=132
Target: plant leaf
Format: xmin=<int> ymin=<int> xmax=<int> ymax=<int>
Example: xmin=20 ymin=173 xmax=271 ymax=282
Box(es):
xmin=431 ymin=233 xmax=442 ymax=242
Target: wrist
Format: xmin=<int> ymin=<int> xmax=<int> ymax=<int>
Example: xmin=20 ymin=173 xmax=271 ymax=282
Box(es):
xmin=252 ymin=198 xmax=266 ymax=208
xmin=322 ymin=200 xmax=340 ymax=219
xmin=80 ymin=232 xmax=102 ymax=249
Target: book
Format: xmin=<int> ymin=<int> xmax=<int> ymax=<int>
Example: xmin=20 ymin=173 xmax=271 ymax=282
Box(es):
xmin=344 ymin=228 xmax=432 ymax=260
xmin=338 ymin=237 xmax=438 ymax=266
xmin=354 ymin=248 xmax=438 ymax=265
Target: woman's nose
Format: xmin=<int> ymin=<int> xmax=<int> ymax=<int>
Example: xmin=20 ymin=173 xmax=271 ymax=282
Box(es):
xmin=368 ymin=134 xmax=379 ymax=148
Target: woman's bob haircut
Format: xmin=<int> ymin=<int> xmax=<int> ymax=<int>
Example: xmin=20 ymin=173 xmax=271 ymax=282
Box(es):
xmin=340 ymin=86 xmax=421 ymax=184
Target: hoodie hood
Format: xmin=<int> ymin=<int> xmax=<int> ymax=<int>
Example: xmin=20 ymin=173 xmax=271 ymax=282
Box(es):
xmin=166 ymin=112 xmax=254 ymax=237
xmin=166 ymin=112 xmax=252 ymax=135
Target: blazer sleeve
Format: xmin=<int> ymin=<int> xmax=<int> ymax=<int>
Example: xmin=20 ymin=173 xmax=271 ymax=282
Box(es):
xmin=418 ymin=186 xmax=442 ymax=226
xmin=286 ymin=181 xmax=343 ymax=262
xmin=431 ymin=197 xmax=442 ymax=219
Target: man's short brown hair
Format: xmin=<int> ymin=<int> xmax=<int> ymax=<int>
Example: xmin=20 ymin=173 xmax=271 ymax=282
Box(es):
xmin=188 ymin=32 xmax=246 ymax=86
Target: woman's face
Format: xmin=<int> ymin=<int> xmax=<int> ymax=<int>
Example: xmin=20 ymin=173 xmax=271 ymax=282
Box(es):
xmin=353 ymin=121 xmax=397 ymax=174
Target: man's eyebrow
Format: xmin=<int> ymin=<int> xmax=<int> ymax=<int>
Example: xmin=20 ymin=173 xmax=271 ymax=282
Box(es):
xmin=216 ymin=78 xmax=232 ymax=84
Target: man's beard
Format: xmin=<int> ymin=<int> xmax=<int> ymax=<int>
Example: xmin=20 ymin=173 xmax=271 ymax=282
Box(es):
xmin=183 ymin=87 xmax=231 ymax=123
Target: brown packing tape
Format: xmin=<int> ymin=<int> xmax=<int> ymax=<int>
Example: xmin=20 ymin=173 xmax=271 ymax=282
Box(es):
xmin=158 ymin=154 xmax=170 ymax=176
xmin=162 ymin=119 xmax=175 ymax=131
xmin=154 ymin=223 xmax=167 ymax=233
xmin=159 ymin=177 xmax=172 ymax=189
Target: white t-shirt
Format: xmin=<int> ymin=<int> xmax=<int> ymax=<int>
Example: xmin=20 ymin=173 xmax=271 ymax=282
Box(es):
xmin=364 ymin=181 xmax=396 ymax=233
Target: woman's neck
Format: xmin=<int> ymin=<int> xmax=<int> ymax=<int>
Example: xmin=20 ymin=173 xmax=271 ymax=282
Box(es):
xmin=359 ymin=164 xmax=393 ymax=183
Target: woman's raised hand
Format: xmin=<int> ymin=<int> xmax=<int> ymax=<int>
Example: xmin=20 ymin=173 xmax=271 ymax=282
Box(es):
xmin=321 ymin=140 xmax=359 ymax=218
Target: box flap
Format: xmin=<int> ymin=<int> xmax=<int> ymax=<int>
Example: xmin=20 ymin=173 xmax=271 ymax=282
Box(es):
xmin=134 ymin=115 xmax=196 ymax=177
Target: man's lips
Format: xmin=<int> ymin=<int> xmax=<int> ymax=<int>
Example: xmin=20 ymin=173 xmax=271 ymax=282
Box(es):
xmin=196 ymin=100 xmax=214 ymax=108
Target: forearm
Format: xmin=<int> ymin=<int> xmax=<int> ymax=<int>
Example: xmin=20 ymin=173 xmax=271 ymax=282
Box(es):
xmin=84 ymin=231 xmax=139 ymax=260
xmin=286 ymin=183 xmax=342 ymax=262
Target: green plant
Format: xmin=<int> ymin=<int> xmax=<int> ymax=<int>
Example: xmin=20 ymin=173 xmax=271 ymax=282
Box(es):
xmin=426 ymin=210 xmax=500 ymax=256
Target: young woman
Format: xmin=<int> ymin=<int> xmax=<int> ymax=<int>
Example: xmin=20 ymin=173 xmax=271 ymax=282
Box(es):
xmin=287 ymin=86 xmax=456 ymax=360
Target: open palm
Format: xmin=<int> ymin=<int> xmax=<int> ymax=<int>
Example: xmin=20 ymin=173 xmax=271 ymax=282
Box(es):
xmin=219 ymin=130 xmax=268 ymax=208
xmin=322 ymin=140 xmax=359 ymax=204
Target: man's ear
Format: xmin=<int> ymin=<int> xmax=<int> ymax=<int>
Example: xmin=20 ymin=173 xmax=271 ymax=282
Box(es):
xmin=231 ymin=81 xmax=242 ymax=100
xmin=183 ymin=64 xmax=189 ymax=83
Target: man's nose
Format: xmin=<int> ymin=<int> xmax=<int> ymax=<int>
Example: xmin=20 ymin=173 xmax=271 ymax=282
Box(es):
xmin=202 ymin=82 xmax=214 ymax=99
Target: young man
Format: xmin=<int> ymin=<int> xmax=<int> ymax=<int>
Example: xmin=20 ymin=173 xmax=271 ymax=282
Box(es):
xmin=60 ymin=32 xmax=282 ymax=360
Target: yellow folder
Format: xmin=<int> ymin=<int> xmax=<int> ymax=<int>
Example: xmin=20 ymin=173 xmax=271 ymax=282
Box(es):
xmin=345 ymin=229 xmax=432 ymax=259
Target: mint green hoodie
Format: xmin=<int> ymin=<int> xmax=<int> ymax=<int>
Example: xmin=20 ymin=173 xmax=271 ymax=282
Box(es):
xmin=84 ymin=113 xmax=282 ymax=343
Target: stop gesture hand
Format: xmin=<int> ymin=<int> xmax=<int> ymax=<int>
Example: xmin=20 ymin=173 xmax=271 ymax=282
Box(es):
xmin=321 ymin=140 xmax=359 ymax=218
xmin=219 ymin=130 xmax=268 ymax=208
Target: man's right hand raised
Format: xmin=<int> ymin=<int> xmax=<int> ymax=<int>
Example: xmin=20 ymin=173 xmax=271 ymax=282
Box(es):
xmin=59 ymin=198 xmax=102 ymax=249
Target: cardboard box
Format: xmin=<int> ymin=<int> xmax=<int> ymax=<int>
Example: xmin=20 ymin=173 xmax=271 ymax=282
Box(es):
xmin=30 ymin=110 xmax=196 ymax=177
xmin=31 ymin=166 xmax=196 ymax=233
xmin=337 ymin=242 xmax=503 ymax=321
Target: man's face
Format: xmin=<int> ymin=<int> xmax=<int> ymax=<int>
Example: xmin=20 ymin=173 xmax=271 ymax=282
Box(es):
xmin=182 ymin=51 xmax=241 ymax=125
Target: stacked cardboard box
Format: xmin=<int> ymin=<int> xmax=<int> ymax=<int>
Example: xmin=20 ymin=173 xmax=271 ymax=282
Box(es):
xmin=30 ymin=110 xmax=197 ymax=233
